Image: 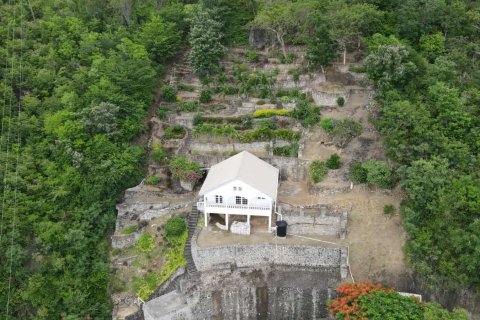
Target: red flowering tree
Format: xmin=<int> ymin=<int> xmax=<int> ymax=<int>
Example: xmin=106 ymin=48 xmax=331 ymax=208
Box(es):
xmin=328 ymin=282 xmax=389 ymax=320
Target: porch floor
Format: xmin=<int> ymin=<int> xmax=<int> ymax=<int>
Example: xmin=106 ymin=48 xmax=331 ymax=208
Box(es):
xmin=196 ymin=226 xmax=340 ymax=248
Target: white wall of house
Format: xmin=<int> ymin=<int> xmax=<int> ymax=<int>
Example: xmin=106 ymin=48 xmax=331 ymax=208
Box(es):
xmin=201 ymin=179 xmax=275 ymax=231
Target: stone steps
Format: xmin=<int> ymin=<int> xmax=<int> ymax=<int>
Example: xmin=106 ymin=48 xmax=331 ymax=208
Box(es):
xmin=183 ymin=204 xmax=199 ymax=274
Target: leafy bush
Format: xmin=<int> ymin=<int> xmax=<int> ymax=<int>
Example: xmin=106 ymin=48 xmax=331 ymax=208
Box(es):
xmin=279 ymin=52 xmax=297 ymax=64
xmin=326 ymin=153 xmax=342 ymax=169
xmin=362 ymin=160 xmax=395 ymax=188
xmin=157 ymin=105 xmax=169 ymax=120
xmin=164 ymin=125 xmax=186 ymax=139
xmin=161 ymin=85 xmax=177 ymax=102
xmin=178 ymin=101 xmax=197 ymax=112
xmin=256 ymin=118 xmax=276 ymax=130
xmin=144 ymin=175 xmax=161 ymax=185
xmin=288 ymin=68 xmax=302 ymax=81
xmin=351 ymin=160 xmax=395 ymax=188
xmin=320 ymin=118 xmax=334 ymax=131
xmin=245 ymin=50 xmax=258 ymax=62
xmin=193 ymin=114 xmax=204 ymax=126
xmin=310 ymin=160 xmax=328 ymax=183
xmin=256 ymin=99 xmax=266 ymax=105
xmin=121 ymin=225 xmax=137 ymax=235
xmin=351 ymin=162 xmax=368 ymax=183
xmin=220 ymin=85 xmax=238 ymax=95
xmin=253 ymin=109 xmax=291 ymax=118
xmin=168 ymin=156 xmax=201 ymax=183
xmin=165 ymin=216 xmax=187 ymax=239
xmin=176 ymin=96 xmax=183 ymax=103
xmin=176 ymin=83 xmax=195 ymax=92
xmin=136 ymin=233 xmax=155 ymax=253
xmin=273 ymin=144 xmax=299 ymax=157
xmin=150 ymin=143 xmax=167 ymax=164
xmin=290 ymin=101 xmax=321 ymax=127
xmin=383 ymin=204 xmax=395 ymax=214
xmin=321 ymin=118 xmax=362 ymax=147
xmin=337 ymin=96 xmax=345 ymax=106
xmin=199 ymin=89 xmax=212 ymax=103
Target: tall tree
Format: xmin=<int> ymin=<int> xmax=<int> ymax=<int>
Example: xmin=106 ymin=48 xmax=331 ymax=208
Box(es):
xmin=187 ymin=4 xmax=226 ymax=77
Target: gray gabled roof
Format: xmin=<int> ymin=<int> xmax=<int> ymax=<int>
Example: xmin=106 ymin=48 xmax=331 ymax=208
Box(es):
xmin=198 ymin=151 xmax=279 ymax=199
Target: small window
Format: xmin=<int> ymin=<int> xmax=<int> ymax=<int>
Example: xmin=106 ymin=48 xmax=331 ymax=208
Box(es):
xmin=236 ymin=196 xmax=248 ymax=205
xmin=238 ymin=187 xmax=242 ymax=191
xmin=215 ymin=195 xmax=223 ymax=203
xmin=257 ymin=197 xmax=265 ymax=200
xmin=233 ymin=187 xmax=237 ymax=191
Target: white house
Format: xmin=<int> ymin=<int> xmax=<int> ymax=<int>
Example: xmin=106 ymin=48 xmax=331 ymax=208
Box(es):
xmin=197 ymin=151 xmax=279 ymax=232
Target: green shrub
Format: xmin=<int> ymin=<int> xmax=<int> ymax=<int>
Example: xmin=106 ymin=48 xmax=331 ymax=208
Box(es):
xmin=321 ymin=118 xmax=362 ymax=147
xmin=221 ymin=86 xmax=238 ymax=95
xmin=178 ymin=101 xmax=197 ymax=112
xmin=136 ymin=233 xmax=155 ymax=253
xmin=245 ymin=50 xmax=258 ymax=62
xmin=383 ymin=204 xmax=395 ymax=214
xmin=290 ymin=101 xmax=321 ymax=127
xmin=165 ymin=216 xmax=187 ymax=239
xmin=350 ymin=161 xmax=395 ymax=188
xmin=288 ymin=68 xmax=301 ymax=82
xmin=176 ymin=83 xmax=195 ymax=92
xmin=253 ymin=109 xmax=291 ymax=118
xmin=150 ymin=143 xmax=167 ymax=164
xmin=280 ymin=52 xmax=297 ymax=64
xmin=273 ymin=144 xmax=299 ymax=157
xmin=256 ymin=118 xmax=276 ymax=130
xmin=161 ymin=85 xmax=177 ymax=102
xmin=256 ymin=99 xmax=266 ymax=105
xmin=349 ymin=65 xmax=367 ymax=73
xmin=164 ymin=125 xmax=186 ymax=139
xmin=193 ymin=114 xmax=204 ymax=126
xmin=199 ymin=89 xmax=212 ymax=103
xmin=351 ymin=162 xmax=368 ymax=183
xmin=337 ymin=96 xmax=345 ymax=106
xmin=144 ymin=175 xmax=161 ymax=185
xmin=310 ymin=160 xmax=328 ymax=183
xmin=158 ymin=105 xmax=169 ymax=120
xmin=320 ymin=118 xmax=334 ymax=131
xmin=168 ymin=156 xmax=201 ymax=183
xmin=326 ymin=153 xmax=342 ymax=169
xmin=121 ymin=225 xmax=137 ymax=235
xmin=362 ymin=160 xmax=395 ymax=188
xmin=241 ymin=114 xmax=253 ymax=129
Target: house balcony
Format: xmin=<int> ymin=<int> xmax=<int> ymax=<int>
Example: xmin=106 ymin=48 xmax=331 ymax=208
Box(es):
xmin=197 ymin=201 xmax=271 ymax=215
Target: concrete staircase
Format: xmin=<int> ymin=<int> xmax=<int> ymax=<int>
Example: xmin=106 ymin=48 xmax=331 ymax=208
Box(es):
xmin=184 ymin=204 xmax=199 ymax=274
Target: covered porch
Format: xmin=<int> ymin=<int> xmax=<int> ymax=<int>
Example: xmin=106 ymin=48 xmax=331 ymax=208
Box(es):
xmin=199 ymin=201 xmax=273 ymax=233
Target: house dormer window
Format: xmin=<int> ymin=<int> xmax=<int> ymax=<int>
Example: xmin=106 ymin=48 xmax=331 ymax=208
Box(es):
xmin=215 ymin=195 xmax=223 ymax=203
xmin=236 ymin=196 xmax=248 ymax=205
xmin=238 ymin=187 xmax=242 ymax=191
xmin=233 ymin=187 xmax=237 ymax=191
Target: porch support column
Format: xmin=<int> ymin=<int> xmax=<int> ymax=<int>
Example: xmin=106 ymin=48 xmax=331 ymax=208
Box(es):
xmin=204 ymin=211 xmax=208 ymax=228
xmin=225 ymin=213 xmax=229 ymax=231
xmin=247 ymin=214 xmax=251 ymax=224
xmin=268 ymin=214 xmax=272 ymax=232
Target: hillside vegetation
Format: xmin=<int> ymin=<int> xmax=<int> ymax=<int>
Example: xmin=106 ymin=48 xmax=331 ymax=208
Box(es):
xmin=0 ymin=0 xmax=479 ymax=319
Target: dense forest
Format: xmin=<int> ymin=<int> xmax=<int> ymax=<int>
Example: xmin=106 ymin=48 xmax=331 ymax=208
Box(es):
xmin=0 ymin=0 xmax=479 ymax=319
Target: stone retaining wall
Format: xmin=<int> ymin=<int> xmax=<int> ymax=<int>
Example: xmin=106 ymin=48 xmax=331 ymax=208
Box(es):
xmin=190 ymin=155 xmax=308 ymax=181
xmin=190 ymin=141 xmax=269 ymax=157
xmin=279 ymin=203 xmax=348 ymax=238
xmin=191 ymin=230 xmax=348 ymax=278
